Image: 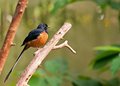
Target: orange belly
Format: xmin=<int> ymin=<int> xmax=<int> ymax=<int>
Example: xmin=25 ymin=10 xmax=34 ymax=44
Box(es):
xmin=27 ymin=31 xmax=48 ymax=47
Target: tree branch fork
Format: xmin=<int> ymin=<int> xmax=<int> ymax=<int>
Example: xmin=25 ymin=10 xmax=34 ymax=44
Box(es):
xmin=17 ymin=23 xmax=76 ymax=86
xmin=53 ymin=40 xmax=76 ymax=53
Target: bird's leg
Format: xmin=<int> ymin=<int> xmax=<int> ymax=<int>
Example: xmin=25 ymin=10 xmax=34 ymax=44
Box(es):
xmin=34 ymin=47 xmax=42 ymax=56
xmin=37 ymin=47 xmax=41 ymax=50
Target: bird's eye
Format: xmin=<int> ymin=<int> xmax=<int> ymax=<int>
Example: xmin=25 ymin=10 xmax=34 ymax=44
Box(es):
xmin=45 ymin=24 xmax=48 ymax=27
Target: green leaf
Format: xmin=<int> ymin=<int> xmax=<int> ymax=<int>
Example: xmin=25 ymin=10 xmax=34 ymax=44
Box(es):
xmin=29 ymin=69 xmax=47 ymax=86
xmin=91 ymin=45 xmax=120 ymax=69
xmin=51 ymin=0 xmax=76 ymax=14
xmin=45 ymin=76 xmax=62 ymax=86
xmin=29 ymin=75 xmax=63 ymax=86
xmin=44 ymin=57 xmax=68 ymax=74
xmin=111 ymin=56 xmax=120 ymax=74
xmin=91 ymin=51 xmax=119 ymax=69
xmin=72 ymin=76 xmax=102 ymax=86
xmin=107 ymin=78 xmax=120 ymax=86
xmin=95 ymin=45 xmax=120 ymax=52
xmin=94 ymin=0 xmax=120 ymax=10
xmin=34 ymin=69 xmax=46 ymax=76
xmin=109 ymin=1 xmax=120 ymax=10
xmin=29 ymin=68 xmax=63 ymax=86
xmin=93 ymin=0 xmax=109 ymax=9
xmin=29 ymin=76 xmax=48 ymax=86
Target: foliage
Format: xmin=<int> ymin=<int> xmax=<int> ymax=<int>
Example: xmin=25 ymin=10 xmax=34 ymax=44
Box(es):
xmin=51 ymin=0 xmax=79 ymax=14
xmin=44 ymin=57 xmax=68 ymax=74
xmin=106 ymin=78 xmax=120 ymax=86
xmin=71 ymin=75 xmax=120 ymax=86
xmin=29 ymin=57 xmax=120 ymax=86
xmin=93 ymin=0 xmax=120 ymax=10
xmin=72 ymin=76 xmax=102 ymax=86
xmin=110 ymin=56 xmax=120 ymax=74
xmin=29 ymin=57 xmax=68 ymax=86
xmin=91 ymin=45 xmax=120 ymax=74
xmin=51 ymin=0 xmax=120 ymax=14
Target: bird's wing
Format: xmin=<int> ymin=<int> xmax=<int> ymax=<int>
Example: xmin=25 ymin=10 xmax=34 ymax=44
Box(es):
xmin=21 ymin=29 xmax=42 ymax=46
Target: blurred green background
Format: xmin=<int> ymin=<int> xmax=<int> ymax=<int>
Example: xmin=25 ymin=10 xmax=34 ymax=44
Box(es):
xmin=0 ymin=0 xmax=120 ymax=86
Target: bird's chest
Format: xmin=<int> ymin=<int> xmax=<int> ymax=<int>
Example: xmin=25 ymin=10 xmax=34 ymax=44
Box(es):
xmin=28 ymin=32 xmax=48 ymax=47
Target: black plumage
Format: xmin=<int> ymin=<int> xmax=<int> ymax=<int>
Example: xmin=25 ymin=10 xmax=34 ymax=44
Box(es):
xmin=21 ymin=23 xmax=48 ymax=46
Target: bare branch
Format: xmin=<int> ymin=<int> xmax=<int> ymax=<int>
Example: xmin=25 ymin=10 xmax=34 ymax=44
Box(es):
xmin=0 ymin=0 xmax=28 ymax=73
xmin=17 ymin=23 xmax=73 ymax=86
xmin=53 ymin=40 xmax=76 ymax=54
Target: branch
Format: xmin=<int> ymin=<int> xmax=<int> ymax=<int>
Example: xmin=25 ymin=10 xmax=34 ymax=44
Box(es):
xmin=53 ymin=40 xmax=76 ymax=54
xmin=17 ymin=23 xmax=75 ymax=86
xmin=0 ymin=0 xmax=28 ymax=73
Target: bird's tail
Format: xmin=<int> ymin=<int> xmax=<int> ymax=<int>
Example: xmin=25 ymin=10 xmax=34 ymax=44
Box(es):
xmin=4 ymin=45 xmax=29 ymax=83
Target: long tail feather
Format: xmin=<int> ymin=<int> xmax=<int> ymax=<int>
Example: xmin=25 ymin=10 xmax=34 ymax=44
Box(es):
xmin=4 ymin=45 xmax=29 ymax=83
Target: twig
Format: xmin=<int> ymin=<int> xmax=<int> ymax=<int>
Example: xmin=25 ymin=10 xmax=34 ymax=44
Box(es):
xmin=17 ymin=23 xmax=75 ymax=86
xmin=0 ymin=0 xmax=28 ymax=73
xmin=11 ymin=43 xmax=16 ymax=46
xmin=53 ymin=40 xmax=76 ymax=54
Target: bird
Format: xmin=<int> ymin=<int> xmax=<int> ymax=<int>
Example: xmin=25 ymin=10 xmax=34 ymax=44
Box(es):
xmin=4 ymin=23 xmax=48 ymax=82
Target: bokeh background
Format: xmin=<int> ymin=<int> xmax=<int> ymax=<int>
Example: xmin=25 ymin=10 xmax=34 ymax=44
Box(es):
xmin=0 ymin=0 xmax=120 ymax=86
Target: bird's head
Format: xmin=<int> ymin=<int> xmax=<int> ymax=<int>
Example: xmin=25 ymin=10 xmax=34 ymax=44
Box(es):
xmin=37 ymin=23 xmax=48 ymax=31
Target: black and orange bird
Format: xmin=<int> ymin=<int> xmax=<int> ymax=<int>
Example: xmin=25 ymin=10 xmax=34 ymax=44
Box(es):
xmin=4 ymin=23 xmax=48 ymax=82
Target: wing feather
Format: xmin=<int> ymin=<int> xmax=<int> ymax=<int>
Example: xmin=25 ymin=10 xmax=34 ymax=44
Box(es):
xmin=21 ymin=29 xmax=42 ymax=46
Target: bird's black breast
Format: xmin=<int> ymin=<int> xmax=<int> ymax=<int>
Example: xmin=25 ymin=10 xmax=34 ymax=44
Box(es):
xmin=21 ymin=29 xmax=43 ymax=46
